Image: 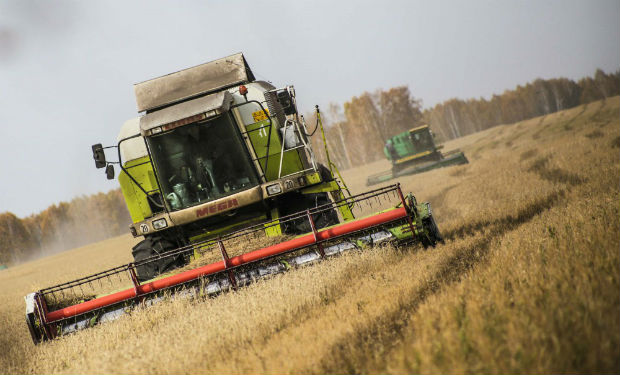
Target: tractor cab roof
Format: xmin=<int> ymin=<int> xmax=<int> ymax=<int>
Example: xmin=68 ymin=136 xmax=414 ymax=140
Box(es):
xmin=409 ymin=124 xmax=430 ymax=133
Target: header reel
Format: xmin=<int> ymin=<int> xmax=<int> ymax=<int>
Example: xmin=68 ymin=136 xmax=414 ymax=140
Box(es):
xmin=25 ymin=184 xmax=441 ymax=344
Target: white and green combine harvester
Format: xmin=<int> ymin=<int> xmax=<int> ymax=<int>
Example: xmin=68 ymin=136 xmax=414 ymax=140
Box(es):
xmin=25 ymin=53 xmax=442 ymax=344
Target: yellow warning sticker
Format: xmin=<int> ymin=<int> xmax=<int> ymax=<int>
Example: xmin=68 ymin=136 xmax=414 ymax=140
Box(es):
xmin=252 ymin=108 xmax=270 ymax=123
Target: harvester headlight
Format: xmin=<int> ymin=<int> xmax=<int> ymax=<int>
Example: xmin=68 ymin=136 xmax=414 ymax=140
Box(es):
xmin=266 ymin=183 xmax=282 ymax=196
xmin=152 ymin=218 xmax=168 ymax=230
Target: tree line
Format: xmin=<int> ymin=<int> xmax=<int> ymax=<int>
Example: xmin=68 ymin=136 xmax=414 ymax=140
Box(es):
xmin=308 ymin=68 xmax=619 ymax=169
xmin=0 ymin=189 xmax=130 ymax=265
xmin=1 ymin=68 xmax=618 ymax=265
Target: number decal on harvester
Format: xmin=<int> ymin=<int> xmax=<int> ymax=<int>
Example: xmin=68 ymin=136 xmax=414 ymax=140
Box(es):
xmin=140 ymin=223 xmax=149 ymax=233
xmin=258 ymin=126 xmax=268 ymax=138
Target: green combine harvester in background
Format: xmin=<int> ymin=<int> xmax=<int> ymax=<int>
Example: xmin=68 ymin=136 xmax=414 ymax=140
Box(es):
xmin=366 ymin=125 xmax=468 ymax=186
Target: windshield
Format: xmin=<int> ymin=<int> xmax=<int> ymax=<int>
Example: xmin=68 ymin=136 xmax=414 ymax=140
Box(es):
xmin=410 ymin=130 xmax=434 ymax=151
xmin=147 ymin=114 xmax=259 ymax=211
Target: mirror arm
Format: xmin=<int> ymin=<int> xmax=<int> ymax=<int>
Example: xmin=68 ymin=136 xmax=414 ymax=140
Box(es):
xmin=117 ymin=134 xmax=165 ymax=209
xmin=230 ymin=100 xmax=273 ymax=180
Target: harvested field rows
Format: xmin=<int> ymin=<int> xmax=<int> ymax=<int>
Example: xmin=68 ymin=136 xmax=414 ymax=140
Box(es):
xmin=1 ymin=97 xmax=618 ymax=374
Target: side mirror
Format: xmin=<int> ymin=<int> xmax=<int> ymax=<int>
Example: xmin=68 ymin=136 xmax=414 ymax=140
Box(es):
xmin=92 ymin=144 xmax=106 ymax=169
xmin=105 ymin=164 xmax=115 ymax=180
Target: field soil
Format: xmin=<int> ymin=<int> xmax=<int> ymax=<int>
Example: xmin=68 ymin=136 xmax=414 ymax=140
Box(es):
xmin=1 ymin=97 xmax=619 ymax=374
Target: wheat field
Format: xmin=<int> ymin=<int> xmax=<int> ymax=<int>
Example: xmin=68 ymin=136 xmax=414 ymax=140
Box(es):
xmin=1 ymin=97 xmax=618 ymax=374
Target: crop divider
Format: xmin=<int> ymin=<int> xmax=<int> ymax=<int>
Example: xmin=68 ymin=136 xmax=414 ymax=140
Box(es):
xmin=34 ymin=293 xmax=55 ymax=341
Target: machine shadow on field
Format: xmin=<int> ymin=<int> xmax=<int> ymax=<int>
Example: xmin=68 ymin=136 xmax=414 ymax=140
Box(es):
xmin=310 ymin=187 xmax=567 ymax=374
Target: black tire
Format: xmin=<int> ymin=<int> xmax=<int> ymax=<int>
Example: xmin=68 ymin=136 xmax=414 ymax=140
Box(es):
xmin=311 ymin=193 xmax=340 ymax=229
xmin=421 ymin=215 xmax=443 ymax=248
xmin=279 ymin=192 xmax=339 ymax=234
xmin=132 ymin=236 xmax=187 ymax=282
xmin=318 ymin=163 xmax=334 ymax=182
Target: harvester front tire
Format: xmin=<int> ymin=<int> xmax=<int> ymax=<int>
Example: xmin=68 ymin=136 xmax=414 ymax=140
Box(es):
xmin=311 ymin=193 xmax=340 ymax=229
xmin=421 ymin=215 xmax=443 ymax=248
xmin=280 ymin=192 xmax=339 ymax=234
xmin=132 ymin=236 xmax=186 ymax=282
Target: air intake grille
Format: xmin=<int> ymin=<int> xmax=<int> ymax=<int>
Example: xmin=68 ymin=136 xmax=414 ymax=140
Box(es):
xmin=264 ymin=90 xmax=286 ymax=126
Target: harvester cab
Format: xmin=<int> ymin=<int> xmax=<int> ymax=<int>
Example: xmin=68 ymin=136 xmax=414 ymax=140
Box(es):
xmin=91 ymin=54 xmax=354 ymax=281
xmin=25 ymin=53 xmax=443 ymax=344
xmin=384 ymin=125 xmax=441 ymax=168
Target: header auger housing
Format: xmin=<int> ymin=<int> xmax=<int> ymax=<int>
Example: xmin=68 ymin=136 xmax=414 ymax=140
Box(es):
xmin=26 ymin=53 xmax=443 ymax=344
xmin=26 ymin=184 xmax=441 ymax=344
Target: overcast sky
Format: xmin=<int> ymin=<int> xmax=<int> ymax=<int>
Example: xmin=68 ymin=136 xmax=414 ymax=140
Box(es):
xmin=1 ymin=0 xmax=618 ymax=218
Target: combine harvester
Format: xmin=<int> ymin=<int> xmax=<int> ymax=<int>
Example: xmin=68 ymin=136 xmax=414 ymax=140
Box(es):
xmin=366 ymin=125 xmax=468 ymax=186
xmin=25 ymin=54 xmax=442 ymax=344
